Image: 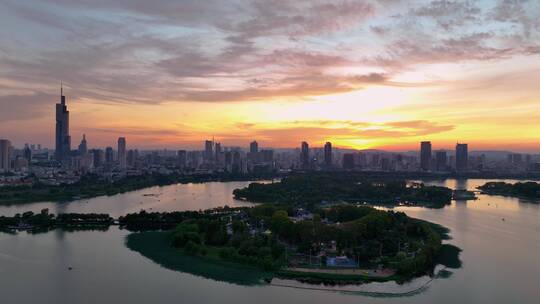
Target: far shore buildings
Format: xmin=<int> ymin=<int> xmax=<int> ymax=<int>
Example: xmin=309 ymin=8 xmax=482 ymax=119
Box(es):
xmin=324 ymin=142 xmax=333 ymax=168
xmin=118 ymin=137 xmax=127 ymax=169
xmin=420 ymin=141 xmax=432 ymax=171
xmin=456 ymin=143 xmax=469 ymax=172
xmin=300 ymin=141 xmax=310 ymax=169
xmin=0 ymin=139 xmax=11 ymax=171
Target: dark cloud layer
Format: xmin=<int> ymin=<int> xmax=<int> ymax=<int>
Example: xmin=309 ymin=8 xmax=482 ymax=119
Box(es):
xmin=0 ymin=0 xmax=539 ymax=121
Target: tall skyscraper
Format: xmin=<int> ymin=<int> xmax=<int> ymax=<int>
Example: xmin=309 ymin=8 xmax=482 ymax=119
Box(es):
xmin=92 ymin=149 xmax=104 ymax=168
xmin=105 ymin=147 xmax=114 ymax=163
xmin=420 ymin=141 xmax=432 ymax=171
xmin=435 ymin=150 xmax=447 ymax=171
xmin=249 ymin=141 xmax=259 ymax=154
xmin=23 ymin=144 xmax=32 ymax=162
xmin=127 ymin=149 xmax=137 ymax=167
xmin=177 ymin=150 xmax=187 ymax=168
xmin=324 ymin=142 xmax=332 ymax=168
xmin=0 ymin=139 xmax=11 ymax=171
xmin=342 ymin=153 xmax=355 ymax=170
xmin=55 ymin=84 xmax=71 ymax=162
xmin=456 ymin=143 xmax=468 ymax=172
xmin=118 ymin=137 xmax=127 ymax=169
xmin=215 ymin=142 xmax=222 ymax=159
xmin=204 ymin=140 xmax=214 ymax=161
xmin=78 ymin=134 xmax=88 ymax=155
xmin=300 ymin=141 xmax=310 ymax=169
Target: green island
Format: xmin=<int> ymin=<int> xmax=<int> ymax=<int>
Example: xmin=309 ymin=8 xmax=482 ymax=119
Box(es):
xmin=233 ymin=172 xmax=453 ymax=209
xmin=478 ymin=181 xmax=540 ymax=201
xmin=0 ymin=172 xmax=277 ymax=205
xmin=0 ymin=204 xmax=461 ymax=285
xmin=124 ymin=204 xmax=461 ymax=285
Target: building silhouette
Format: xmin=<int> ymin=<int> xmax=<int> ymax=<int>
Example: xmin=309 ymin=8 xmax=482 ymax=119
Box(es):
xmin=324 ymin=142 xmax=332 ymax=168
xmin=177 ymin=150 xmax=187 ymax=168
xmin=300 ymin=141 xmax=310 ymax=169
xmin=0 ymin=139 xmax=11 ymax=171
xmin=342 ymin=153 xmax=355 ymax=170
xmin=92 ymin=149 xmax=104 ymax=167
xmin=55 ymin=84 xmax=71 ymax=162
xmin=420 ymin=141 xmax=432 ymax=171
xmin=435 ymin=150 xmax=447 ymax=171
xmin=23 ymin=144 xmax=32 ymax=162
xmin=204 ymin=140 xmax=214 ymax=161
xmin=105 ymin=147 xmax=114 ymax=163
xmin=78 ymin=134 xmax=88 ymax=155
xmin=249 ymin=141 xmax=259 ymax=154
xmin=456 ymin=143 xmax=468 ymax=172
xmin=118 ymin=137 xmax=127 ymax=169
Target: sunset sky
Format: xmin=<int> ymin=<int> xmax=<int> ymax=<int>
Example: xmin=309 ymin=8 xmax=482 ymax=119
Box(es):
xmin=1 ymin=0 xmax=539 ymax=151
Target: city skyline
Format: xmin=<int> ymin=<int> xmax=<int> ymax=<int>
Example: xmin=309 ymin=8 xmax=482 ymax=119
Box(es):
xmin=1 ymin=1 xmax=540 ymax=151
xmin=0 ymin=86 xmax=526 ymax=155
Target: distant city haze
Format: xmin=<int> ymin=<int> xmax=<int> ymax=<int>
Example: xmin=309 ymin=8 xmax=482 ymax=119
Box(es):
xmin=1 ymin=1 xmax=539 ymax=152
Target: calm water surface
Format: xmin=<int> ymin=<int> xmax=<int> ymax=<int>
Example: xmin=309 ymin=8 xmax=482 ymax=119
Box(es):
xmin=0 ymin=179 xmax=539 ymax=304
xmin=0 ymin=181 xmax=257 ymax=217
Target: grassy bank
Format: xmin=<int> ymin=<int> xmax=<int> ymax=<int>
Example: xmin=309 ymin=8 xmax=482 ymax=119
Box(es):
xmin=125 ymin=231 xmax=272 ymax=286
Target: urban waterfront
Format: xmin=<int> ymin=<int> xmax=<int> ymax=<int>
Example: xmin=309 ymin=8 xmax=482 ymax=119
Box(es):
xmin=0 ymin=179 xmax=539 ymax=304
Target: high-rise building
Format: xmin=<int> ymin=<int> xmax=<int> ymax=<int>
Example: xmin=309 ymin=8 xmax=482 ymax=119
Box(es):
xmin=204 ymin=140 xmax=214 ymax=161
xmin=177 ymin=150 xmax=187 ymax=168
xmin=214 ymin=142 xmax=222 ymax=162
xmin=261 ymin=150 xmax=274 ymax=163
xmin=92 ymin=149 xmax=104 ymax=168
xmin=456 ymin=143 xmax=468 ymax=172
xmin=55 ymin=84 xmax=71 ymax=162
xmin=381 ymin=157 xmax=392 ymax=171
xmin=435 ymin=150 xmax=447 ymax=171
xmin=118 ymin=137 xmax=127 ymax=169
xmin=232 ymin=151 xmax=241 ymax=173
xmin=508 ymin=153 xmax=523 ymax=165
xmin=105 ymin=147 xmax=114 ymax=163
xmin=78 ymin=134 xmax=88 ymax=155
xmin=23 ymin=144 xmax=32 ymax=163
xmin=420 ymin=141 xmax=432 ymax=171
xmin=300 ymin=141 xmax=310 ymax=169
xmin=0 ymin=139 xmax=11 ymax=171
xmin=342 ymin=153 xmax=355 ymax=170
xmin=127 ymin=149 xmax=137 ymax=167
xmin=324 ymin=142 xmax=332 ymax=168
xmin=250 ymin=141 xmax=259 ymax=154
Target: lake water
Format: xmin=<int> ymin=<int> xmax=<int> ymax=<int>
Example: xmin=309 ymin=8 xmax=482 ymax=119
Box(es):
xmin=0 ymin=181 xmax=257 ymax=217
xmin=0 ymin=179 xmax=539 ymax=304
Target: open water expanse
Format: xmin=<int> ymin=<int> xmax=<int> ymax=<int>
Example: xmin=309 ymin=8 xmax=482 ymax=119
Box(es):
xmin=0 ymin=179 xmax=539 ymax=304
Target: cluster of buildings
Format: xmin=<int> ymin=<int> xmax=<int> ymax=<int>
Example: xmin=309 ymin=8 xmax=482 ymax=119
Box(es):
xmin=2 ymin=88 xmax=540 ymax=186
xmin=419 ymin=141 xmax=469 ymax=172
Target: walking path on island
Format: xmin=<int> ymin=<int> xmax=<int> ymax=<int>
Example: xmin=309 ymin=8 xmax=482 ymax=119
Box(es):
xmin=284 ymin=267 xmax=396 ymax=278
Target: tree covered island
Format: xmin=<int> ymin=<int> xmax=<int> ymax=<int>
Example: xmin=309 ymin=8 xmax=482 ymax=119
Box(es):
xmin=478 ymin=181 xmax=540 ymax=200
xmin=0 ymin=209 xmax=113 ymax=232
xmin=233 ymin=172 xmax=453 ymax=209
xmin=125 ymin=204 xmax=460 ymax=285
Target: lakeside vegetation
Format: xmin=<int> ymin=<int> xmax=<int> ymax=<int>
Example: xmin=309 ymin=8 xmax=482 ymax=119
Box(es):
xmin=233 ymin=172 xmax=453 ymax=209
xmin=126 ymin=231 xmax=272 ymax=286
xmin=478 ymin=181 xmax=540 ymax=200
xmin=125 ymin=203 xmax=460 ymax=284
xmin=0 ymin=209 xmax=113 ymax=232
xmin=0 ymin=172 xmax=278 ymax=205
